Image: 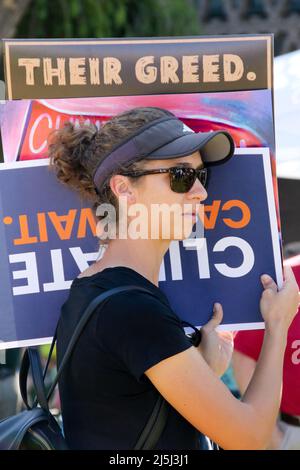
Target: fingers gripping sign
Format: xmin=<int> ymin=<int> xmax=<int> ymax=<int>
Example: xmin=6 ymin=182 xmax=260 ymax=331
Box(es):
xmin=198 ymin=303 xmax=234 ymax=377
xmin=260 ymin=266 xmax=300 ymax=332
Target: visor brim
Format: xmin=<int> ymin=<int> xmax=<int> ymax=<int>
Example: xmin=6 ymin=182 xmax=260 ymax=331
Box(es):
xmin=147 ymin=130 xmax=235 ymax=166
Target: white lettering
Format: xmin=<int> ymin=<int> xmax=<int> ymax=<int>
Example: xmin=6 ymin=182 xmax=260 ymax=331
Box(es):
xmin=135 ymin=56 xmax=157 ymax=84
xmin=43 ymin=249 xmax=72 ymax=292
xmin=183 ymin=238 xmax=210 ymax=279
xmin=18 ymin=58 xmax=40 ymax=85
xmin=159 ymin=259 xmax=166 ymax=282
xmin=203 ymin=55 xmax=220 ymax=82
xmin=160 ymin=56 xmax=179 ymax=84
xmin=169 ymin=241 xmax=183 ymax=281
xmin=9 ymin=236 xmax=256 ymax=297
xmin=182 ymin=55 xmax=199 ymax=83
xmin=69 ymin=247 xmax=99 ymax=272
xmin=89 ymin=58 xmax=100 ymax=85
xmin=43 ymin=58 xmax=66 ymax=86
xmin=10 ymin=252 xmax=39 ymax=295
xmin=213 ymin=237 xmax=255 ymax=277
xmin=103 ymin=57 xmax=122 ymax=85
xmin=29 ymin=113 xmax=52 ymax=154
xmin=69 ymin=58 xmax=86 ymax=85
xmin=223 ymin=54 xmax=244 ymax=82
xmin=291 ymin=340 xmax=300 ymax=365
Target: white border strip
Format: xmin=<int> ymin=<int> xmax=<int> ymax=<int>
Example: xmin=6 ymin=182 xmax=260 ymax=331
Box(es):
xmin=184 ymin=322 xmax=265 ymax=335
xmin=217 ymin=322 xmax=264 ymax=331
xmin=236 ymin=147 xmax=283 ymax=289
xmin=5 ymin=37 xmax=271 ymax=46
xmin=0 ymin=158 xmax=55 ymax=350
xmin=0 ymin=337 xmax=53 ymax=351
xmin=13 ymin=101 xmax=32 ymax=162
xmin=0 ymin=158 xmax=50 ymax=170
xmin=261 ymin=148 xmax=284 ymax=288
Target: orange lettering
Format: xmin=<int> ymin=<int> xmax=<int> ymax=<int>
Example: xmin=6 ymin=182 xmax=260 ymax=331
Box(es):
xmin=77 ymin=208 xmax=97 ymax=238
xmin=222 ymin=200 xmax=251 ymax=228
xmin=37 ymin=212 xmax=48 ymax=242
xmin=48 ymin=210 xmax=77 ymax=240
xmin=204 ymin=200 xmax=221 ymax=229
xmin=14 ymin=215 xmax=38 ymax=245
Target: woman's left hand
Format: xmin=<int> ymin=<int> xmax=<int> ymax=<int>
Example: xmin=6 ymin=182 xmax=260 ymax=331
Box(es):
xmin=198 ymin=303 xmax=234 ymax=377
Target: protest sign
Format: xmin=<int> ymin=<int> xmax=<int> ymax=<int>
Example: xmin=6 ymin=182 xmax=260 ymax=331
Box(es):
xmin=0 ymin=35 xmax=282 ymax=348
xmin=1 ymin=91 xmax=273 ymax=163
xmin=0 ymin=147 xmax=282 ymax=349
xmin=3 ymin=36 xmax=272 ymax=99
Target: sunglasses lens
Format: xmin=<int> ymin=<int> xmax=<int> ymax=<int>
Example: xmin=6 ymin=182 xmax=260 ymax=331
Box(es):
xmin=170 ymin=168 xmax=208 ymax=193
xmin=198 ymin=169 xmax=208 ymax=188
xmin=170 ymin=168 xmax=196 ymax=193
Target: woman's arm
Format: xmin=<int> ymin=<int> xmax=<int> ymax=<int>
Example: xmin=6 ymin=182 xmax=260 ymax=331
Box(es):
xmin=145 ymin=266 xmax=299 ymax=450
xmin=232 ymin=348 xmax=284 ymax=450
xmin=232 ymin=349 xmax=256 ymax=394
xmin=146 ymin=333 xmax=283 ymax=450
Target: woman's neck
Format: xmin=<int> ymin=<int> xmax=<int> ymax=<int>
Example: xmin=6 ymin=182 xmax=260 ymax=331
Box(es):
xmin=95 ymin=237 xmax=171 ymax=287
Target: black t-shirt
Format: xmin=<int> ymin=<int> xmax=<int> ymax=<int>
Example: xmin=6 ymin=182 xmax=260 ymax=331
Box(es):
xmin=57 ymin=266 xmax=201 ymax=450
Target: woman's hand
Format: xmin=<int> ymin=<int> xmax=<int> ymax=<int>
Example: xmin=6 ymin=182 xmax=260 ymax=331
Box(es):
xmin=260 ymin=265 xmax=300 ymax=335
xmin=198 ymin=303 xmax=233 ymax=377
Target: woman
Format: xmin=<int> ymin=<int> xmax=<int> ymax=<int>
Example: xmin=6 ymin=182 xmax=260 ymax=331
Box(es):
xmin=49 ymin=106 xmax=299 ymax=450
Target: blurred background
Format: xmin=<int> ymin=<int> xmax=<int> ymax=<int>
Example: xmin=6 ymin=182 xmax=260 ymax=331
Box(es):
xmin=1 ymin=0 xmax=300 ymax=55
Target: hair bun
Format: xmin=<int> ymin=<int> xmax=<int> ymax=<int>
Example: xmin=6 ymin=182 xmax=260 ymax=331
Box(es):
xmin=48 ymin=121 xmax=98 ymax=202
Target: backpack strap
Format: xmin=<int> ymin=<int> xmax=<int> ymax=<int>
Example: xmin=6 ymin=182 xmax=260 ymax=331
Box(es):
xmin=20 ymin=284 xmax=169 ymax=449
xmin=19 ymin=347 xmax=49 ymax=412
xmin=48 ymin=285 xmax=161 ymax=399
xmin=134 ymin=393 xmax=169 ymax=450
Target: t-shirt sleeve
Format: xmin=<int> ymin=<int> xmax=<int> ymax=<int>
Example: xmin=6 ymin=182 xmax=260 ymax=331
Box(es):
xmin=96 ymin=292 xmax=193 ymax=381
xmin=234 ymin=329 xmax=265 ymax=361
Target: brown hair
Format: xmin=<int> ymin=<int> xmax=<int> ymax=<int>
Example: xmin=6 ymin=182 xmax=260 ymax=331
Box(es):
xmin=48 ymin=106 xmax=174 ymax=239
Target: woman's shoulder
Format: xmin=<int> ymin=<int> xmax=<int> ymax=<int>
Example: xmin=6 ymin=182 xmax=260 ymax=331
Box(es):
xmin=89 ymin=282 xmax=182 ymax=335
xmin=95 ymin=287 xmax=190 ymax=364
xmin=71 ymin=265 xmax=173 ymax=313
xmin=96 ymin=288 xmax=178 ymax=329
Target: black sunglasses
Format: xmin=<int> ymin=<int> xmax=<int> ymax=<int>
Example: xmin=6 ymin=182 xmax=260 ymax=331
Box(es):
xmin=120 ymin=166 xmax=209 ymax=193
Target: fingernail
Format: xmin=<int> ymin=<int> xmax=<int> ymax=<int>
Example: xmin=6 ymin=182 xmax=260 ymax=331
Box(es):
xmin=261 ymin=275 xmax=270 ymax=284
xmin=214 ymin=303 xmax=220 ymax=311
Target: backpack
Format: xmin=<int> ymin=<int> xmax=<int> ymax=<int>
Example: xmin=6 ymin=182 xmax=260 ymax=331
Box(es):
xmin=0 ymin=285 xmax=169 ymax=450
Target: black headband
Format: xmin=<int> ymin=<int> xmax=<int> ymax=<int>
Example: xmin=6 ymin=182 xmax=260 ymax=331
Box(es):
xmin=93 ymin=116 xmax=235 ymax=191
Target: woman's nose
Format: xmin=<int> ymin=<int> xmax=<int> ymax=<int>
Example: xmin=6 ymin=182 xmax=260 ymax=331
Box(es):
xmin=186 ymin=177 xmax=208 ymax=202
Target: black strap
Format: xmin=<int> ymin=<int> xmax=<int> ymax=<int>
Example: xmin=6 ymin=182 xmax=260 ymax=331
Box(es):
xmin=134 ymin=394 xmax=169 ymax=450
xmin=47 ymin=285 xmax=160 ymax=399
xmin=181 ymin=320 xmax=202 ymax=347
xmin=19 ymin=348 xmax=49 ymax=412
xmin=20 ymin=284 xmax=169 ymax=449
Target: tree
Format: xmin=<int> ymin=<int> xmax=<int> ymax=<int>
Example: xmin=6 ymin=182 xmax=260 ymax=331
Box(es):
xmin=0 ymin=0 xmax=31 ymax=38
xmin=0 ymin=0 xmax=31 ymax=80
xmin=15 ymin=0 xmax=201 ymax=39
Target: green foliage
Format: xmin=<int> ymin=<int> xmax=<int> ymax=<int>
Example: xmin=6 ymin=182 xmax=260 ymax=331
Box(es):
xmin=16 ymin=0 xmax=201 ymax=39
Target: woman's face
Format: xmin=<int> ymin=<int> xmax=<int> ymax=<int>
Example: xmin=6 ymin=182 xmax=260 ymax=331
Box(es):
xmin=111 ymin=150 xmax=208 ymax=241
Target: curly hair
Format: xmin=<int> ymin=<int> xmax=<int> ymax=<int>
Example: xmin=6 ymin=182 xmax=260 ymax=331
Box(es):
xmin=48 ymin=106 xmax=174 ymax=242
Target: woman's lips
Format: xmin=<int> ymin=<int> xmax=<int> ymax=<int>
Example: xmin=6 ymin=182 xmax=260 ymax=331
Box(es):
xmin=183 ymin=212 xmax=197 ymax=218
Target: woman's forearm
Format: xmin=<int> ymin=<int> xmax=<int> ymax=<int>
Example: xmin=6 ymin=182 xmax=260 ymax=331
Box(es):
xmin=241 ymin=328 xmax=287 ymax=446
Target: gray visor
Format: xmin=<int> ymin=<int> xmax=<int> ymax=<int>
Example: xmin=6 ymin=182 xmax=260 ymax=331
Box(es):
xmin=93 ymin=116 xmax=235 ymax=191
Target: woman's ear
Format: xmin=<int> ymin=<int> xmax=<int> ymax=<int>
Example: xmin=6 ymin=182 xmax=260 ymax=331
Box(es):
xmin=109 ymin=175 xmax=136 ymax=203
